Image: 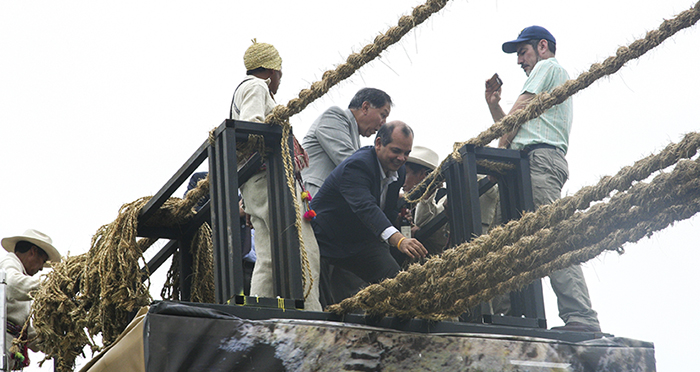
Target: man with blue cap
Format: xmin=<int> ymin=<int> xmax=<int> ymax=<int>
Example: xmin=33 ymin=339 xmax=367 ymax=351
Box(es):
xmin=484 ymin=26 xmax=601 ymax=333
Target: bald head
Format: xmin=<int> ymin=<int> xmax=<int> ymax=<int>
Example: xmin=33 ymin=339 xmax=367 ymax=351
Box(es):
xmin=374 ymin=121 xmax=414 ymax=174
xmin=375 ymin=120 xmax=413 ymax=146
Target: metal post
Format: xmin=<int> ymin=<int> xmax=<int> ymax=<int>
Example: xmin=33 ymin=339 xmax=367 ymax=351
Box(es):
xmin=0 ymin=269 xmax=7 ymax=371
xmin=208 ymin=120 xmax=244 ymax=304
xmin=266 ymin=129 xmax=303 ymax=301
xmin=444 ymin=144 xmax=482 ymax=245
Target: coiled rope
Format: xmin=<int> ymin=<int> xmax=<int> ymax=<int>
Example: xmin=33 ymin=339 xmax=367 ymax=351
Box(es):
xmin=31 ymin=181 xmax=215 ymax=371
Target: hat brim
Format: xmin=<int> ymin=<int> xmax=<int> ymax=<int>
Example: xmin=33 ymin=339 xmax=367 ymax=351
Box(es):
xmin=2 ymin=236 xmax=61 ymax=267
xmin=502 ymin=39 xmax=527 ymax=54
xmin=407 ymin=157 xmax=437 ymax=171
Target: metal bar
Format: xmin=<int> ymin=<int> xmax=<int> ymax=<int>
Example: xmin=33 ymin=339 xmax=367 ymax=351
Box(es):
xmin=233 ymin=295 xmax=303 ymax=310
xmin=483 ymin=314 xmax=544 ymax=329
xmin=143 ymin=240 xmax=179 ymax=277
xmin=221 ymin=124 xmax=244 ymax=300
xmin=209 ymin=121 xmax=244 ymax=304
xmin=473 ymin=146 xmax=524 ymax=161
xmin=478 ymin=176 xmax=496 ymax=196
xmin=266 ymin=130 xmax=303 ymax=300
xmin=178 ymin=233 xmax=194 ymax=301
xmin=237 ymin=152 xmax=263 ymax=186
xmin=140 ymin=140 xmax=209 ymax=223
xmin=444 ymin=144 xmax=482 ymax=245
xmin=415 ymin=177 xmax=496 ymax=243
xmin=515 ymin=150 xmax=535 ymax=215
xmin=209 ymin=122 xmax=229 ymax=304
xmin=136 ymin=226 xmax=181 ymax=240
xmin=511 ymin=151 xmax=544 ymax=321
xmin=0 ymin=270 xmax=7 ymax=371
xmin=216 ymin=119 xmax=284 ymax=140
xmin=178 ymin=301 xmax=608 ymax=343
xmin=414 ymin=210 xmax=447 ymax=242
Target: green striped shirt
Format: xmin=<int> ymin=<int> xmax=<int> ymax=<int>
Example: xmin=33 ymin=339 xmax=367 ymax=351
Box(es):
xmin=511 ymin=58 xmax=572 ymax=154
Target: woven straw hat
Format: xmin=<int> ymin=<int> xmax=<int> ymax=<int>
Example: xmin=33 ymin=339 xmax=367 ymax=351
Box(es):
xmin=407 ymin=146 xmax=439 ymax=171
xmin=243 ymin=39 xmax=282 ymax=71
xmin=2 ymin=229 xmax=61 ymax=266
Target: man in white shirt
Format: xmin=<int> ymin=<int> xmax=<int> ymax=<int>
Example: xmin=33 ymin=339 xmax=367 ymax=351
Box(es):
xmin=1 ymin=229 xmax=61 ymax=370
xmin=233 ymin=40 xmax=321 ymax=311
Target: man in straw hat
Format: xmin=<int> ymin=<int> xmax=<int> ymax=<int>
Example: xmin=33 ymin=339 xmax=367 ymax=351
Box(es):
xmin=1 ymin=228 xmax=61 ymax=369
xmin=400 ymin=146 xmax=498 ymax=261
xmin=484 ymin=26 xmax=601 ymax=332
xmin=400 ymin=145 xmax=448 ymax=260
xmin=233 ymin=39 xmax=321 ymax=311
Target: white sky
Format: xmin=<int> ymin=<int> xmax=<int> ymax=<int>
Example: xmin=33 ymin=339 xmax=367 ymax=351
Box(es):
xmin=1 ymin=1 xmax=699 ymax=370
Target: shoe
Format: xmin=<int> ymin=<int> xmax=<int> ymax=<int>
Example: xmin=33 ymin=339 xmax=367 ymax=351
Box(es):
xmin=550 ymin=322 xmax=601 ymax=332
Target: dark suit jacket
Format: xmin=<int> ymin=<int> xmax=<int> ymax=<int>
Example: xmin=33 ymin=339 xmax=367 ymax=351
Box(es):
xmin=311 ymin=146 xmax=405 ymax=259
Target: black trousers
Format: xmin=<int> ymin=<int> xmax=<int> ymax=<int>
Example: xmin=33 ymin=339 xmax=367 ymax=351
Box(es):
xmin=320 ymin=240 xmax=400 ymax=307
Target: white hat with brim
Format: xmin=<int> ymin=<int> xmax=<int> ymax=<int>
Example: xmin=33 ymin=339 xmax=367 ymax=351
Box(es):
xmin=407 ymin=145 xmax=439 ymax=171
xmin=2 ymin=229 xmax=61 ymax=267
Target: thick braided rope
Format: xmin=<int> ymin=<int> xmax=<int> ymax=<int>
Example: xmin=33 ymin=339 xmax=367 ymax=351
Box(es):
xmin=405 ymin=0 xmax=700 ymax=205
xmin=31 ymin=193 xmax=214 ymax=371
xmin=438 ymin=160 xmax=700 ymax=317
xmin=459 ymin=196 xmax=700 ymax=318
xmin=367 ymin=132 xmax=700 ymax=314
xmin=264 ymin=0 xmax=450 ymax=127
xmin=261 ymin=0 xmax=452 ymax=261
xmin=328 ymin=134 xmax=700 ymax=317
xmin=281 ymin=122 xmax=314 ymax=299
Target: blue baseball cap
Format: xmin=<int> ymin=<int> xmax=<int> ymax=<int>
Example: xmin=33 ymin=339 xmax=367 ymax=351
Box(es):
xmin=502 ymin=26 xmax=556 ymax=54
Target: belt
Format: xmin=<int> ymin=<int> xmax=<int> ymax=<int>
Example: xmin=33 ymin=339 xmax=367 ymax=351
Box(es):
xmin=522 ymin=143 xmax=560 ymax=153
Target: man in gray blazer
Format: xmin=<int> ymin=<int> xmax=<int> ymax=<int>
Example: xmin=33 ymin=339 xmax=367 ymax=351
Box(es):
xmin=301 ymin=88 xmax=392 ymax=196
xmin=301 ymin=88 xmax=392 ymax=306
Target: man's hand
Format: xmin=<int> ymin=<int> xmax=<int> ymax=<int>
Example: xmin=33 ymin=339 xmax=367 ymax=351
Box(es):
xmin=239 ymin=199 xmax=246 ymax=218
xmin=485 ymin=73 xmax=507 ymax=124
xmin=389 ymin=232 xmax=427 ymax=260
xmin=485 ymin=73 xmax=503 ymax=107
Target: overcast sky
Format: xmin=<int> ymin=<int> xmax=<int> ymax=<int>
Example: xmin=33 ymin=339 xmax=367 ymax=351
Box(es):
xmin=2 ymin=1 xmax=699 ymax=370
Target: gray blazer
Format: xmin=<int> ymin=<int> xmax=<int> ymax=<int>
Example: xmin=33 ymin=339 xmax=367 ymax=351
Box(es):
xmin=301 ymin=106 xmax=360 ymax=195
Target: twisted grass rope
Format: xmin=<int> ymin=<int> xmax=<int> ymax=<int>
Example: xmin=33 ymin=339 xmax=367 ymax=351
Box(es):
xmin=31 ymin=187 xmax=215 ymax=371
xmin=328 ymin=134 xmax=700 ymax=317
xmin=405 ymin=0 xmax=700 ymax=205
xmin=264 ymin=0 xmax=450 ymax=127
xmin=281 ymin=122 xmax=314 ymax=299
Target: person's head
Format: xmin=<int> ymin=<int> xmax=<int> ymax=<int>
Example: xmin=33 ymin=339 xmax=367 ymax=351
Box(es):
xmin=2 ymin=229 xmax=61 ymax=276
xmin=374 ymin=121 xmax=413 ymax=174
xmin=502 ymin=26 xmax=556 ymax=76
xmin=14 ymin=241 xmax=49 ymax=276
xmin=348 ymin=88 xmax=393 ymax=138
xmin=403 ymin=146 xmax=439 ymax=192
xmin=243 ymin=39 xmax=283 ymax=95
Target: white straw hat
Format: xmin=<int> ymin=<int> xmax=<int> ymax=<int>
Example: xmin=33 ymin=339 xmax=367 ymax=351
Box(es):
xmin=2 ymin=229 xmax=61 ymax=265
xmin=407 ymin=145 xmax=439 ymax=171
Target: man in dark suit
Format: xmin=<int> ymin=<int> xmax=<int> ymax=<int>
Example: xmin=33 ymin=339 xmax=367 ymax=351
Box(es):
xmin=311 ymin=121 xmax=427 ymax=294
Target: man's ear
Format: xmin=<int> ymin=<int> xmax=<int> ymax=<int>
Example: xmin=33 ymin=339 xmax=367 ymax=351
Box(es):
xmin=374 ymin=135 xmax=382 ymax=149
xmin=538 ymin=39 xmax=549 ymax=56
xmin=361 ymin=101 xmax=371 ymax=114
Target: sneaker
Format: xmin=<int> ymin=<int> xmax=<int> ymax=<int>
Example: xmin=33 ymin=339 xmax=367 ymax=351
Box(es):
xmin=550 ymin=322 xmax=601 ymax=332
